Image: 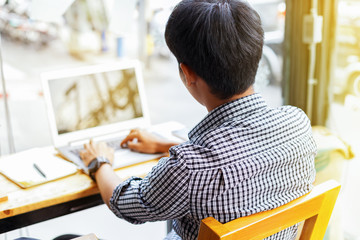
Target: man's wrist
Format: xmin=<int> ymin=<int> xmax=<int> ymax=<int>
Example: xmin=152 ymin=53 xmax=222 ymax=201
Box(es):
xmin=88 ymin=156 xmax=112 ymax=181
xmin=93 ymin=163 xmax=113 ymax=181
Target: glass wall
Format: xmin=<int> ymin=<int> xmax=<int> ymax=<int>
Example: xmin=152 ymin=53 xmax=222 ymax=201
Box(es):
xmin=327 ymin=1 xmax=360 ymax=238
xmin=329 ymin=0 xmax=360 ymax=147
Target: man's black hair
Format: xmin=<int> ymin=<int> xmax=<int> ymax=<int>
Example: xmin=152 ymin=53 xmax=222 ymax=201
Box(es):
xmin=165 ymin=0 xmax=264 ymax=99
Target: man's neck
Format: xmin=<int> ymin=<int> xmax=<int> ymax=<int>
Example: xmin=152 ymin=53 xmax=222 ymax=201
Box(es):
xmin=205 ymin=87 xmax=255 ymax=112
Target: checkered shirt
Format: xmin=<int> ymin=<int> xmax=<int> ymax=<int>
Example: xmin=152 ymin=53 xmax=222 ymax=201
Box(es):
xmin=109 ymin=93 xmax=317 ymax=240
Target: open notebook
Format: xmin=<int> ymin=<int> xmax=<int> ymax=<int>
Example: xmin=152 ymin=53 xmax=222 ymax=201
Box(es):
xmin=0 ymin=147 xmax=77 ymax=188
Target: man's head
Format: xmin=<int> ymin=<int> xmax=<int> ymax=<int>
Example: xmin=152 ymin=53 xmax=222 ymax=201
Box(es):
xmin=165 ymin=0 xmax=264 ymax=100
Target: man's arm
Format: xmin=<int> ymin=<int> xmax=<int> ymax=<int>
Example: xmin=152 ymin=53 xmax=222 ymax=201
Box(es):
xmin=93 ymin=164 xmax=122 ymax=208
xmin=80 ymin=130 xmax=179 ymax=207
xmin=109 ymin=155 xmax=190 ymax=223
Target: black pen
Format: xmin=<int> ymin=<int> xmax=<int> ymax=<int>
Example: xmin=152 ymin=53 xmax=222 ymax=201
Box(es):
xmin=33 ymin=163 xmax=47 ymax=178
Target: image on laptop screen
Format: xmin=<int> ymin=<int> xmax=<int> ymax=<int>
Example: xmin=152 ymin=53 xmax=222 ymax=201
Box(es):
xmin=48 ymin=68 xmax=143 ymax=135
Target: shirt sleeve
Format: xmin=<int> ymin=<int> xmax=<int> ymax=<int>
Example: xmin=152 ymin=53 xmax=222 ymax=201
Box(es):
xmin=109 ymin=154 xmax=190 ymax=224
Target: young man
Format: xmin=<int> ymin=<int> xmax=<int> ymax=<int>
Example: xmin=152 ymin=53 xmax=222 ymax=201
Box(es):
xmin=80 ymin=0 xmax=316 ymax=239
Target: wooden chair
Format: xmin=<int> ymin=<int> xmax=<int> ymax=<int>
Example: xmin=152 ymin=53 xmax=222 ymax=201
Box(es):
xmin=198 ymin=180 xmax=341 ymax=240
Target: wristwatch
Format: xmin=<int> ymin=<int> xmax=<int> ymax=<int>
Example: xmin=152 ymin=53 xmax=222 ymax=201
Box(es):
xmin=87 ymin=156 xmax=111 ymax=181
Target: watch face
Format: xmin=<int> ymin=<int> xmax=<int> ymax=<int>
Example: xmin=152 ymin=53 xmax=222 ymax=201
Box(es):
xmin=88 ymin=159 xmax=98 ymax=172
xmin=88 ymin=157 xmax=110 ymax=173
xmin=87 ymin=157 xmax=110 ymax=181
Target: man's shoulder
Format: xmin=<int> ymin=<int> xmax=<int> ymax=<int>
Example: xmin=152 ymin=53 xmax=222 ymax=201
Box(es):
xmin=276 ymin=105 xmax=312 ymax=129
xmin=277 ymin=105 xmax=307 ymax=115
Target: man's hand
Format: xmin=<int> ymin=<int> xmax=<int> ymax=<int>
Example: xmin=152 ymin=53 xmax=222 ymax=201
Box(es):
xmin=121 ymin=129 xmax=178 ymax=154
xmin=80 ymin=140 xmax=115 ymax=167
xmin=79 ymin=140 xmax=120 ymax=208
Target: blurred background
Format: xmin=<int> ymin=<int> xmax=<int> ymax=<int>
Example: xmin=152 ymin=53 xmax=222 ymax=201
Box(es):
xmin=0 ymin=0 xmax=359 ymax=239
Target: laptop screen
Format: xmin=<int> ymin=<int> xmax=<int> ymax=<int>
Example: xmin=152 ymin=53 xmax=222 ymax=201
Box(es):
xmin=42 ymin=60 xmax=150 ymax=147
xmin=48 ymin=68 xmax=143 ymax=135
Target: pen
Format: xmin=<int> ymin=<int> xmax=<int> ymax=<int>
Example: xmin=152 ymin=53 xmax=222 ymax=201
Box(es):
xmin=33 ymin=163 xmax=47 ymax=178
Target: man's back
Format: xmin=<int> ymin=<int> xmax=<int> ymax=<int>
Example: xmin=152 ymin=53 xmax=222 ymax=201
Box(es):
xmin=169 ymin=93 xmax=316 ymax=239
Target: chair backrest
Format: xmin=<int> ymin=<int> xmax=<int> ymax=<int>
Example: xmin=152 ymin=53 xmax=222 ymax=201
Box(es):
xmin=197 ymin=180 xmax=341 ymax=240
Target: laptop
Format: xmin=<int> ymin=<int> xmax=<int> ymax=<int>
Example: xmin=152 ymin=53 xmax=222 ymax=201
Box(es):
xmin=41 ymin=60 xmax=165 ymax=173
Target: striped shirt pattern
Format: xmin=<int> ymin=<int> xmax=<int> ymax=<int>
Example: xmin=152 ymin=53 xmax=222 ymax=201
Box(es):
xmin=109 ymin=93 xmax=317 ymax=240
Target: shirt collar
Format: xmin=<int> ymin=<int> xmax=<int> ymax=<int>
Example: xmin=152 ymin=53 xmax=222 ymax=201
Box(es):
xmin=188 ymin=93 xmax=267 ymax=140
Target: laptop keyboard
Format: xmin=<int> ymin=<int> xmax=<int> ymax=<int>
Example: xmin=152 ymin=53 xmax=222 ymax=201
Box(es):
xmin=104 ymin=138 xmax=123 ymax=150
xmin=69 ymin=138 xmax=123 ymax=157
xmin=59 ymin=133 xmax=166 ymax=170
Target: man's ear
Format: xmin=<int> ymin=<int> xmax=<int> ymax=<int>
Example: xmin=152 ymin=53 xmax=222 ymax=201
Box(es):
xmin=179 ymin=63 xmax=197 ymax=87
